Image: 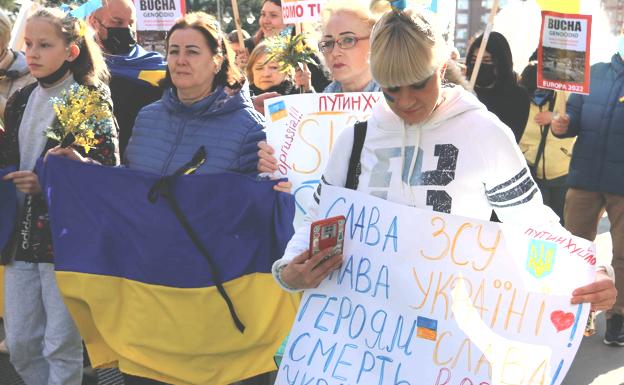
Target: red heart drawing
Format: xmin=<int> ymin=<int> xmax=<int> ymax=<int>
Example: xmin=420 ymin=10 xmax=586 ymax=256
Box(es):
xmin=551 ymin=310 xmax=575 ymax=332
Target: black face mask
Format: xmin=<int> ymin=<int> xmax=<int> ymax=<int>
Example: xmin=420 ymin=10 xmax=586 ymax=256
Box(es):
xmin=102 ymin=27 xmax=136 ymax=55
xmin=37 ymin=60 xmax=71 ymax=86
xmin=474 ymin=63 xmax=497 ymax=88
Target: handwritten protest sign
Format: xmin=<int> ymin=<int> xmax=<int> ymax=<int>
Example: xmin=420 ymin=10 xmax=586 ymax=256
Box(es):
xmin=276 ymin=186 xmax=595 ymax=385
xmin=265 ymin=92 xmax=381 ymax=226
xmin=538 ymin=11 xmax=592 ymax=94
xmin=281 ymin=0 xmax=324 ymax=24
xmin=134 ymin=0 xmax=185 ymax=54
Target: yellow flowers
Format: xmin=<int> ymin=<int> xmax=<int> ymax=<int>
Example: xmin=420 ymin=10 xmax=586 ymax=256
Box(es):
xmin=264 ymin=29 xmax=317 ymax=74
xmin=46 ymin=84 xmax=112 ymax=154
xmin=77 ymin=20 xmax=87 ymax=38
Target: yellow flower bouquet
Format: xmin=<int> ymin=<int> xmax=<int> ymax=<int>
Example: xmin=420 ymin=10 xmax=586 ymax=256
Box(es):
xmin=264 ymin=27 xmax=317 ymax=74
xmin=46 ymin=84 xmax=112 ymax=153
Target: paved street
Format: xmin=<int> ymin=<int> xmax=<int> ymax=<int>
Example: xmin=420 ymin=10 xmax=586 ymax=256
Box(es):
xmin=562 ymin=218 xmax=624 ymax=385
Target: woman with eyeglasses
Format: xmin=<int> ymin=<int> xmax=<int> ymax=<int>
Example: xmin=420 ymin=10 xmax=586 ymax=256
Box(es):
xmin=466 ymin=32 xmax=530 ymax=143
xmin=255 ymin=0 xmax=380 ymax=170
xmin=270 ymin=5 xmax=616 ymax=315
xmin=318 ymin=0 xmax=381 ymax=93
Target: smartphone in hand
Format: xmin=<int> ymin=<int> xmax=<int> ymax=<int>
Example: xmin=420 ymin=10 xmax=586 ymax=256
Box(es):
xmin=309 ymin=215 xmax=346 ymax=267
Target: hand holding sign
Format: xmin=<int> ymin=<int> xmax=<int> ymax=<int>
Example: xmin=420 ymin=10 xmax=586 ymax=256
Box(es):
xmin=570 ymin=270 xmax=617 ymax=311
xmin=257 ymin=141 xmax=278 ymax=174
xmin=279 ymin=246 xmax=343 ymax=289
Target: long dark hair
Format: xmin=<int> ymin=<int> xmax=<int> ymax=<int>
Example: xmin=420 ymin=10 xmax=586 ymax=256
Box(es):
xmin=466 ymin=31 xmax=517 ymax=88
xmin=29 ymin=8 xmax=109 ymax=86
xmin=162 ymin=12 xmax=243 ymax=90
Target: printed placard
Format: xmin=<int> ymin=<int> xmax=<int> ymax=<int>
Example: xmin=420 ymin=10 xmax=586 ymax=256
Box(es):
xmin=281 ymin=0 xmax=324 ymax=24
xmin=264 ymin=92 xmax=382 ymax=227
xmin=276 ymin=186 xmax=595 ymax=385
xmin=135 ymin=0 xmax=185 ymax=54
xmin=538 ymin=11 xmax=592 ymax=94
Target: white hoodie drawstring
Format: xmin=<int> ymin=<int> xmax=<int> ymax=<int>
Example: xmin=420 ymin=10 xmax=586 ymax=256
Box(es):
xmin=400 ymin=120 xmax=421 ymax=207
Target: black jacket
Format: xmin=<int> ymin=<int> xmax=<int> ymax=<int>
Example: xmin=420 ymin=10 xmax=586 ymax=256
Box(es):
xmin=109 ymin=74 xmax=163 ymax=158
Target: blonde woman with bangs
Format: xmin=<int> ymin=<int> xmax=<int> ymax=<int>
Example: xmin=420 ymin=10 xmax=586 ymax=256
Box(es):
xmin=270 ymin=5 xmax=616 ymax=315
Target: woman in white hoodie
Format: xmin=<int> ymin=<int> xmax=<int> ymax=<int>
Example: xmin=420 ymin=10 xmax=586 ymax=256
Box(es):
xmin=269 ymin=6 xmax=616 ymax=310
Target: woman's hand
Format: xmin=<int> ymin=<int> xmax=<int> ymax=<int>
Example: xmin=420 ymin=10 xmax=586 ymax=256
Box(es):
xmin=274 ymin=180 xmax=292 ymax=193
xmin=571 ymin=270 xmax=617 ymax=311
xmin=280 ymin=247 xmax=343 ymax=290
xmin=2 ymin=171 xmax=41 ymax=194
xmin=45 ymin=146 xmax=87 ymax=163
xmin=551 ymin=113 xmax=570 ymax=136
xmin=294 ymin=64 xmax=313 ymax=92
xmin=534 ymin=111 xmax=553 ymax=126
xmin=257 ymin=141 xmax=278 ymax=173
xmin=258 ymin=141 xmax=291 ymax=193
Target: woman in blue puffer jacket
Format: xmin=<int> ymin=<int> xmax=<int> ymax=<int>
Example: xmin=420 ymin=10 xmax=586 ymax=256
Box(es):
xmin=125 ymin=13 xmax=264 ymax=176
xmin=52 ymin=12 xmax=266 ymax=178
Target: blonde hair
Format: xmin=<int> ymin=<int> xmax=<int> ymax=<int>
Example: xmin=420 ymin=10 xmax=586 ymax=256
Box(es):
xmin=0 ymin=10 xmax=11 ymax=50
xmin=245 ymin=42 xmax=291 ymax=85
xmin=370 ymin=7 xmax=447 ymax=88
xmin=28 ymin=8 xmax=109 ymax=86
xmin=322 ymin=0 xmax=378 ymax=31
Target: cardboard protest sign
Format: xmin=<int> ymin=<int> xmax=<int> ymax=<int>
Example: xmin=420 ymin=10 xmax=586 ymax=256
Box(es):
xmin=281 ymin=0 xmax=324 ymax=24
xmin=264 ymin=93 xmax=382 ymax=226
xmin=276 ymin=186 xmax=595 ymax=385
xmin=538 ymin=11 xmax=592 ymax=94
xmin=134 ymin=0 xmax=185 ymax=55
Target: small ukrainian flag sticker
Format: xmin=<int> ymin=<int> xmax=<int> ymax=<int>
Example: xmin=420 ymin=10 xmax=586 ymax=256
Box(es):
xmin=417 ymin=316 xmax=438 ymax=341
xmin=268 ymin=100 xmax=287 ymax=121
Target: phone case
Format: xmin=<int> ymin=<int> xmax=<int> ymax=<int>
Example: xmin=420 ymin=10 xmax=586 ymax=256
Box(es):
xmin=310 ymin=215 xmax=346 ymax=257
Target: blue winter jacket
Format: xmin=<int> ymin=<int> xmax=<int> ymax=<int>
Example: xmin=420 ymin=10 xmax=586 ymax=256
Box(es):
xmin=564 ymin=54 xmax=624 ymax=195
xmin=125 ymin=84 xmax=265 ymax=176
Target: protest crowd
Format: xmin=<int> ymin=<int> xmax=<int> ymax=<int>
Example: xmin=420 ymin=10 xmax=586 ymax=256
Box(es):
xmin=0 ymin=0 xmax=622 ymax=384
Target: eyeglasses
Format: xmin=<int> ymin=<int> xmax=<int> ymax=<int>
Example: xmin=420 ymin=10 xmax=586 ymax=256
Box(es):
xmin=318 ymin=35 xmax=370 ymax=54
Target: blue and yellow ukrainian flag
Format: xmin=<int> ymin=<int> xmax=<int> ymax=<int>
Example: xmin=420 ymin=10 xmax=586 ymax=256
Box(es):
xmin=106 ymin=45 xmax=167 ymax=87
xmin=42 ymin=156 xmax=299 ymax=385
xmin=267 ymin=100 xmax=287 ymax=122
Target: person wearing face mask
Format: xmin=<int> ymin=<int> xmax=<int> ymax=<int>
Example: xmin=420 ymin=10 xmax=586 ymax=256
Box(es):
xmin=518 ymin=58 xmax=574 ymax=224
xmin=466 ymin=31 xmax=530 ymax=143
xmin=87 ymin=0 xmax=166 ymax=157
xmin=550 ymin=33 xmax=624 ymax=347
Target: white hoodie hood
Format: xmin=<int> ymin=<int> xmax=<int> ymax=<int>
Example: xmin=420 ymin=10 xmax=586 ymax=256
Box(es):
xmin=275 ymin=84 xmax=559 ymax=284
xmin=367 ymin=85 xmax=485 ymax=204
